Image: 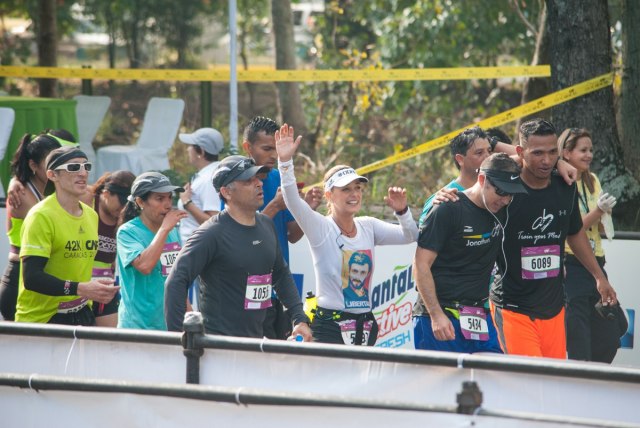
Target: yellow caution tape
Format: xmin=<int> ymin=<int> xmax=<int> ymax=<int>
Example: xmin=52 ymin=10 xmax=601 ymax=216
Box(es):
xmin=300 ymin=72 xmax=613 ymax=190
xmin=353 ymin=72 xmax=613 ymax=176
xmin=0 ymin=65 xmax=550 ymax=82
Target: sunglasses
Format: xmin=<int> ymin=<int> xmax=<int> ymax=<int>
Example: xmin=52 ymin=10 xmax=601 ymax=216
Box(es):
xmin=54 ymin=162 xmax=92 ymax=172
xmin=230 ymin=157 xmax=255 ymax=171
xmin=219 ymin=158 xmax=257 ymax=187
xmin=487 ymin=178 xmax=511 ymax=197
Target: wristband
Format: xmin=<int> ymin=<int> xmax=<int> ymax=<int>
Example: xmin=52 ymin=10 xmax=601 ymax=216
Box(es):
xmin=395 ymin=206 xmax=409 ymax=215
xmin=183 ymin=199 xmax=193 ymax=208
xmin=64 ymin=280 xmax=78 ymax=295
xmin=279 ymin=158 xmax=293 ymax=170
xmin=489 ymin=137 xmax=498 ymax=152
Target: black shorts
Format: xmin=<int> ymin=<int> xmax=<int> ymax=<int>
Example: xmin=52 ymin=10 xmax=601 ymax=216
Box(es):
xmin=92 ymin=292 xmax=121 ymax=318
xmin=48 ymin=305 xmax=96 ymax=326
xmin=311 ymin=307 xmax=378 ymax=346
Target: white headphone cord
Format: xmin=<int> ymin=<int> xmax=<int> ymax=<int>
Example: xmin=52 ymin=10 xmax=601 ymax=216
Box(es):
xmin=481 ymin=180 xmax=509 ymax=282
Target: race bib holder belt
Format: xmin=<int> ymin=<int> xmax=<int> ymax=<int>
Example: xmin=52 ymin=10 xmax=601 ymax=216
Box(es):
xmin=439 ymin=300 xmax=490 ymax=320
xmin=315 ymin=306 xmax=378 ymax=346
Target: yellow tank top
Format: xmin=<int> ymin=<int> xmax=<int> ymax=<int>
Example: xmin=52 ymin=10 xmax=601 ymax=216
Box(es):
xmin=7 ymin=180 xmax=45 ymax=249
xmin=7 ymin=216 xmax=24 ymax=248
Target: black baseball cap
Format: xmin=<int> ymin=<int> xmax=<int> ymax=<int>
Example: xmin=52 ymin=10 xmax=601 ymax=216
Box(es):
xmin=481 ymin=169 xmax=528 ymax=195
xmin=212 ymin=155 xmax=269 ymax=192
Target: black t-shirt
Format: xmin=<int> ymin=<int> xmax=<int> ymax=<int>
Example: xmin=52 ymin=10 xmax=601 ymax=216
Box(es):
xmin=417 ymin=193 xmax=504 ymax=305
xmin=490 ymin=175 xmax=582 ymax=319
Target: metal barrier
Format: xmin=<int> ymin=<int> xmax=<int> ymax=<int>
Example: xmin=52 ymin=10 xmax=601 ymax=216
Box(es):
xmin=2 ymin=316 xmax=640 ymax=387
xmin=1 ymin=320 xmax=640 ymax=426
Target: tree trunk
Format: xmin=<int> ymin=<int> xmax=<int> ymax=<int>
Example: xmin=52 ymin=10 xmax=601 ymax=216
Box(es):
xmin=37 ymin=0 xmax=57 ymax=97
xmin=175 ymin=5 xmax=189 ymax=68
xmin=271 ymin=0 xmax=308 ymax=136
xmin=130 ymin=13 xmax=141 ymax=69
xmin=519 ymin=3 xmax=551 ymax=126
xmin=105 ymin=3 xmax=116 ymax=90
xmin=238 ymin=13 xmax=258 ymax=116
xmin=620 ymin=0 xmax=640 ymax=182
xmin=547 ymin=0 xmax=640 ymax=228
xmin=125 ymin=2 xmax=143 ymax=69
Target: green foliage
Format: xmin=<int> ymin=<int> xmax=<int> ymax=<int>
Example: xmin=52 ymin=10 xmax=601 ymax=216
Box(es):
xmin=298 ymin=0 xmax=538 ymax=204
xmin=237 ymin=0 xmax=272 ymax=58
xmin=3 ymin=0 xmax=77 ymax=41
xmin=81 ymin=0 xmax=222 ymax=68
xmin=0 ymin=1 xmax=31 ymax=86
xmin=153 ymin=0 xmax=221 ymax=68
xmin=160 ymin=167 xmax=190 ymax=190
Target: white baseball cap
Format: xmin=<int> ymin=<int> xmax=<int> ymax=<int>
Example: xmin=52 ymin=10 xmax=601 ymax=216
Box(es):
xmin=179 ymin=127 xmax=224 ymax=155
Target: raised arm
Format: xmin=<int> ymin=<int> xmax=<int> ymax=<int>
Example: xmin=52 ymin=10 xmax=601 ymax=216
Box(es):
xmin=274 ymin=123 xmax=302 ymax=164
xmin=132 ymin=210 xmax=187 ymax=275
xmin=275 ymin=124 xmax=331 ymax=245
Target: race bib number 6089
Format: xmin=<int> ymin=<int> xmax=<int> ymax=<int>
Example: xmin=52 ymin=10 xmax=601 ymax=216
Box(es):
xmin=521 ymin=245 xmax=560 ymax=280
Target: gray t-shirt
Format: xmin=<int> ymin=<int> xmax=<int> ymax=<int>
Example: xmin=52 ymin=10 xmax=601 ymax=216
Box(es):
xmin=164 ymin=210 xmax=307 ymax=336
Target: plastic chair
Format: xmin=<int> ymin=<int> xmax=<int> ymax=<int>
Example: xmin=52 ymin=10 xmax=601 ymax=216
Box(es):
xmin=73 ymin=95 xmax=111 ymax=180
xmin=0 ymin=107 xmax=16 ymax=197
xmin=95 ymin=97 xmax=185 ymax=177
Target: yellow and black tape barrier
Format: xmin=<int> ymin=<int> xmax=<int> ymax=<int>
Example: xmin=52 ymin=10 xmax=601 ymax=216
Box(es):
xmin=299 ymin=72 xmax=612 ymax=191
xmin=351 ymin=72 xmax=613 ymax=177
xmin=0 ymin=65 xmax=611 ymax=185
xmin=0 ymin=65 xmax=549 ymax=82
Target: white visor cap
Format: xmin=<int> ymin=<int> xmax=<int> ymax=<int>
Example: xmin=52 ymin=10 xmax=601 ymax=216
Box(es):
xmin=324 ymin=168 xmax=369 ymax=191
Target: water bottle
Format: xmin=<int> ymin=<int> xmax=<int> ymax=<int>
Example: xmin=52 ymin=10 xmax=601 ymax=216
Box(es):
xmin=303 ymin=291 xmax=317 ymax=322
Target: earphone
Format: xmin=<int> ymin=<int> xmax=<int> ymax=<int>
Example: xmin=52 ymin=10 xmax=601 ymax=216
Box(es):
xmin=480 ymin=178 xmax=511 ymax=282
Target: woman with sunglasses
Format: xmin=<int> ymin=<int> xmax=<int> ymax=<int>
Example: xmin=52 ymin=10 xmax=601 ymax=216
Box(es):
xmin=275 ymin=124 xmax=419 ymax=345
xmin=116 ymin=172 xmax=188 ymax=330
xmin=14 ymin=146 xmax=119 ymax=326
xmin=0 ymin=133 xmax=61 ymax=321
xmin=80 ymin=170 xmax=135 ymax=327
xmin=558 ymin=128 xmax=624 ymax=363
